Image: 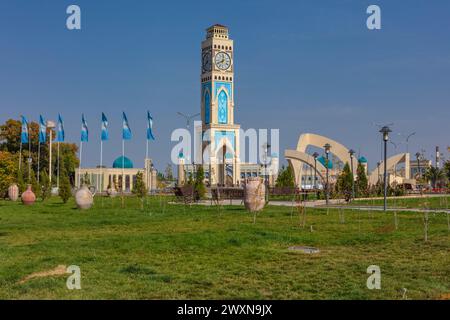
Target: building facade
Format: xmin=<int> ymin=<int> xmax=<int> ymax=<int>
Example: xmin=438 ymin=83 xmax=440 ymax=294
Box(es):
xmin=75 ymin=157 xmax=157 ymax=193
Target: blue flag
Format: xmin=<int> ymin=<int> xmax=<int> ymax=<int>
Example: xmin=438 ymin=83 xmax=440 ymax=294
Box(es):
xmin=21 ymin=115 xmax=29 ymax=144
xmin=101 ymin=112 xmax=109 ymax=141
xmin=81 ymin=114 xmax=89 ymax=142
xmin=122 ymin=112 xmax=132 ymax=140
xmin=56 ymin=114 xmax=65 ymax=142
xmin=39 ymin=115 xmax=46 ymax=143
xmin=147 ymin=111 xmax=155 ymax=141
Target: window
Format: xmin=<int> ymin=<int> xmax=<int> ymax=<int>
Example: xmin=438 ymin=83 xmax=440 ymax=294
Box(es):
xmin=217 ymin=90 xmax=228 ymax=124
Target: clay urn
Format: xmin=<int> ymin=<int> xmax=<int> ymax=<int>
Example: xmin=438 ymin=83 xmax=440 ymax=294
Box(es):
xmin=107 ymin=186 xmax=117 ymax=198
xmin=75 ymin=185 xmax=94 ymax=210
xmin=8 ymin=184 xmax=19 ymax=202
xmin=21 ymin=184 xmax=36 ymax=205
xmin=244 ymin=177 xmax=266 ymax=212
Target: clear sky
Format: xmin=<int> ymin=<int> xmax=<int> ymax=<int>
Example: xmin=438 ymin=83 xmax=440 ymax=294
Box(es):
xmin=1 ymin=0 xmax=449 ymax=172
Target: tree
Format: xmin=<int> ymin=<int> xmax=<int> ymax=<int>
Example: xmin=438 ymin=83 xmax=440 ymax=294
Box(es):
xmin=17 ymin=169 xmax=26 ymax=194
xmin=132 ymin=171 xmax=147 ymax=209
xmin=0 ymin=119 xmax=79 ymax=185
xmin=194 ymin=165 xmax=206 ymax=200
xmin=29 ymin=168 xmax=41 ymax=199
xmin=443 ymin=161 xmax=450 ymax=184
xmin=336 ymin=162 xmax=353 ymax=201
xmin=275 ymin=165 xmax=295 ymax=188
xmin=40 ymin=170 xmax=51 ymax=201
xmin=355 ymin=162 xmax=368 ymax=197
xmin=0 ymin=151 xmax=18 ymax=198
xmin=59 ymin=169 xmax=72 ymax=203
xmin=424 ymin=166 xmax=445 ymax=189
xmin=165 ymin=163 xmax=174 ymax=180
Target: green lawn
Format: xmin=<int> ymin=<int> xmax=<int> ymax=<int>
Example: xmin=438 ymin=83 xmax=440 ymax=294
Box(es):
xmin=351 ymin=195 xmax=450 ymax=210
xmin=0 ymin=196 xmax=448 ymax=300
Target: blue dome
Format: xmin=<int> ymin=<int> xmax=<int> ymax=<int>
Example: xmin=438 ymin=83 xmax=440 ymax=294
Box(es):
xmin=318 ymin=156 xmax=333 ymax=169
xmin=113 ymin=156 xmax=133 ymax=169
xmin=358 ymin=156 xmax=368 ymax=163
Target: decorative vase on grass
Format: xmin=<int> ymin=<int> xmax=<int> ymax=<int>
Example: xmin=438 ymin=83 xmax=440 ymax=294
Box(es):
xmin=244 ymin=177 xmax=266 ymax=212
xmin=21 ymin=185 xmax=36 ymax=205
xmin=75 ymin=185 xmax=93 ymax=210
xmin=8 ymin=184 xmax=19 ymax=202
xmin=107 ymin=187 xmax=117 ymax=198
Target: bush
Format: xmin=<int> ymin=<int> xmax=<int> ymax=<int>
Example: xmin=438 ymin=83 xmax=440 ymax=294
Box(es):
xmin=132 ymin=171 xmax=147 ymax=209
xmin=59 ymin=170 xmax=72 ymax=203
xmin=194 ymin=166 xmax=206 ymax=200
xmin=40 ymin=170 xmax=51 ymax=201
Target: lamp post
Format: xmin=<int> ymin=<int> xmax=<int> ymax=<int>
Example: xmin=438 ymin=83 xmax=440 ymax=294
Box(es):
xmin=349 ymin=149 xmax=355 ymax=200
xmin=324 ymin=143 xmax=331 ymax=205
xmin=312 ymin=152 xmax=319 ymax=190
xmin=263 ymin=143 xmax=271 ymax=204
xmin=377 ymin=161 xmax=381 ymax=184
xmin=415 ymin=152 xmax=422 ymax=186
xmin=46 ymin=120 xmax=56 ymax=186
xmin=379 ymin=126 xmax=392 ymax=212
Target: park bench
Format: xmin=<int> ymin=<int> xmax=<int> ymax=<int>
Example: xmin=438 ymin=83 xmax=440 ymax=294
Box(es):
xmin=211 ymin=187 xmax=244 ymax=205
xmin=173 ymin=185 xmax=196 ymax=204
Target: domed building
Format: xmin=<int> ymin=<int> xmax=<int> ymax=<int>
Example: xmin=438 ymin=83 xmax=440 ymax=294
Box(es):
xmin=75 ymin=156 xmax=157 ymax=194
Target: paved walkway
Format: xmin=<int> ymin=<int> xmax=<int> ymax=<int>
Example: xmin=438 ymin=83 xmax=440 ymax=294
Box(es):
xmin=195 ymin=196 xmax=450 ymax=214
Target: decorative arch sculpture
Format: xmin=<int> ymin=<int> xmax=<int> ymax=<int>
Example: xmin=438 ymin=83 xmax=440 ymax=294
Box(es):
xmin=368 ymin=153 xmax=410 ymax=185
xmin=285 ymin=133 xmax=357 ymax=187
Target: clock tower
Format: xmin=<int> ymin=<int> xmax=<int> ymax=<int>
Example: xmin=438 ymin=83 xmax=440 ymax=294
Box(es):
xmin=200 ymin=24 xmax=240 ymax=186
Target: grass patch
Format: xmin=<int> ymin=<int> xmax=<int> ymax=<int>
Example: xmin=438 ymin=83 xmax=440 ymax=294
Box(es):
xmin=0 ymin=196 xmax=448 ymax=299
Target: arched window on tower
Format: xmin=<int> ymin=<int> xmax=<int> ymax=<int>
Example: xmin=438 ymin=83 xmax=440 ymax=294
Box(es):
xmin=204 ymin=90 xmax=210 ymax=124
xmin=218 ymin=90 xmax=228 ymax=124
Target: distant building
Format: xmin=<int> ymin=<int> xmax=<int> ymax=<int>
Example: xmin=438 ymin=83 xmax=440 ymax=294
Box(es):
xmin=75 ymin=157 xmax=157 ymax=193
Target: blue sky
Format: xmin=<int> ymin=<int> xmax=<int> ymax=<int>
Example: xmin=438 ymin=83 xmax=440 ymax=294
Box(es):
xmin=1 ymin=0 xmax=449 ymax=171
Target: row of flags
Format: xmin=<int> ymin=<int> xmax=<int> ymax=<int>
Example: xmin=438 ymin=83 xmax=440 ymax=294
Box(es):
xmin=20 ymin=112 xmax=155 ymax=144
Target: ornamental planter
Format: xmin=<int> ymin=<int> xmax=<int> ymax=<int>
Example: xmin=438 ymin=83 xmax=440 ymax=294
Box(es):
xmin=75 ymin=185 xmax=94 ymax=210
xmin=106 ymin=187 xmax=118 ymax=198
xmin=243 ymin=177 xmax=266 ymax=212
xmin=21 ymin=185 xmax=36 ymax=205
xmin=8 ymin=184 xmax=19 ymax=201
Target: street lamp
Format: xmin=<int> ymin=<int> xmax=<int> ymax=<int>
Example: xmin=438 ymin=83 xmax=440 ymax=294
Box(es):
xmin=379 ymin=126 xmax=392 ymax=212
xmin=415 ymin=152 xmax=421 ymax=178
xmin=263 ymin=143 xmax=271 ymax=204
xmin=324 ymin=143 xmax=331 ymax=205
xmin=377 ymin=161 xmax=381 ymax=184
xmin=312 ymin=152 xmax=319 ymax=190
xmin=349 ymin=149 xmax=356 ymax=200
xmin=46 ymin=120 xmax=56 ymax=186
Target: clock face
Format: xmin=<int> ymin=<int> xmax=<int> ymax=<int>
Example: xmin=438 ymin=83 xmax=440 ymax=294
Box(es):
xmin=214 ymin=52 xmax=231 ymax=70
xmin=202 ymin=50 xmax=212 ymax=73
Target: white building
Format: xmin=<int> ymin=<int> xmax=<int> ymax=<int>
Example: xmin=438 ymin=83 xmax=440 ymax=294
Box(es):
xmin=75 ymin=156 xmax=157 ymax=193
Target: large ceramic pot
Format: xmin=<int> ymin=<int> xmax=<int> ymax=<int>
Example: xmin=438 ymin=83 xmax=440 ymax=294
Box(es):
xmin=21 ymin=185 xmax=36 ymax=205
xmin=244 ymin=177 xmax=266 ymax=212
xmin=107 ymin=187 xmax=118 ymax=198
xmin=8 ymin=184 xmax=19 ymax=201
xmin=75 ymin=185 xmax=94 ymax=210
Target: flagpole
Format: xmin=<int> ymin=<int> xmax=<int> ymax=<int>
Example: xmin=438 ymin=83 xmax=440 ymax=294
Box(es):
xmin=100 ymin=140 xmax=103 ymax=192
xmin=79 ymin=141 xmax=83 ymax=188
xmin=56 ymin=142 xmax=60 ymax=189
xmin=49 ymin=130 xmax=52 ymax=186
xmin=28 ymin=122 xmax=31 ymax=182
xmin=146 ymin=139 xmax=149 ymax=194
xmin=37 ymin=142 xmax=41 ymax=184
xmin=19 ymin=141 xmax=23 ymax=173
xmin=122 ymin=139 xmax=125 ymax=208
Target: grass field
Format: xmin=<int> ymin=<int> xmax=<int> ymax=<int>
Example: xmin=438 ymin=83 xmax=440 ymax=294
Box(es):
xmin=0 ymin=196 xmax=449 ymax=300
xmin=351 ymin=195 xmax=450 ymax=210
